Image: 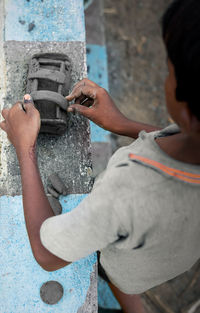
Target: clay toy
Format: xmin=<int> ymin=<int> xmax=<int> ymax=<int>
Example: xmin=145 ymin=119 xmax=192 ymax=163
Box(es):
xmin=26 ymin=53 xmax=71 ymax=135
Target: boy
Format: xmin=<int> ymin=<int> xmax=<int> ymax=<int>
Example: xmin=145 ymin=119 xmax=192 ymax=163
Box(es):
xmin=1 ymin=0 xmax=200 ymax=312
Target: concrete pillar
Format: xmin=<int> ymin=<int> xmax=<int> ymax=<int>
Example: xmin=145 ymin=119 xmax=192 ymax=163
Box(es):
xmin=0 ymin=1 xmax=97 ymax=312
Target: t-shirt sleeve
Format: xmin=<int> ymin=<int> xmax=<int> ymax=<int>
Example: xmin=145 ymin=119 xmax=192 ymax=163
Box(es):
xmin=40 ymin=167 xmax=127 ymax=262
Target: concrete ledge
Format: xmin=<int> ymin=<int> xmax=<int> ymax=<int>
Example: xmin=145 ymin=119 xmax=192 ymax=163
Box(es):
xmin=0 ymin=41 xmax=93 ymax=196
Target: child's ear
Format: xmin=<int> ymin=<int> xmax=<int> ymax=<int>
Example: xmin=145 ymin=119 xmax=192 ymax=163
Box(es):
xmin=180 ymin=103 xmax=200 ymax=133
xmin=191 ymin=114 xmax=200 ymax=133
xmin=179 ymin=102 xmax=193 ymax=133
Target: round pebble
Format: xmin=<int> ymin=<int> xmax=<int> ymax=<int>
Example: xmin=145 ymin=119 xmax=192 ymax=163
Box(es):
xmin=40 ymin=281 xmax=64 ymax=305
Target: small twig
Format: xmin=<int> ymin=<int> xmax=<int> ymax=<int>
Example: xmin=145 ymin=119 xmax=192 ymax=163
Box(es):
xmin=146 ymin=291 xmax=176 ymax=313
xmin=188 ymin=268 xmax=200 ymax=289
xmin=188 ymin=300 xmax=200 ymax=313
xmin=104 ymin=8 xmax=117 ymax=14
xmin=180 ymin=265 xmax=200 ymax=296
xmin=181 ymin=299 xmax=200 ymax=313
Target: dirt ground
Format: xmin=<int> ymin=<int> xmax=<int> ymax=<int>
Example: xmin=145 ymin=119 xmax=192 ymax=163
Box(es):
xmin=104 ymin=0 xmax=170 ymax=147
xmin=103 ymin=1 xmax=200 ymax=312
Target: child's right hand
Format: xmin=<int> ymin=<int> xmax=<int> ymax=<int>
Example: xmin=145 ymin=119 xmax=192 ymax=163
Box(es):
xmin=0 ymin=95 xmax=40 ymax=156
xmin=66 ymin=78 xmax=127 ymax=132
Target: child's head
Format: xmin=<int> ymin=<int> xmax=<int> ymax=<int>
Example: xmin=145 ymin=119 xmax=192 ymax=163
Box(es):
xmin=162 ymin=0 xmax=200 ymax=129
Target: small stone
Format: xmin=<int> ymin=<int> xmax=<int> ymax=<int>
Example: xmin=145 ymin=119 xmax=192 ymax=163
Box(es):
xmin=19 ymin=18 xmax=26 ymax=25
xmin=28 ymin=22 xmax=35 ymax=32
xmin=47 ymin=186 xmax=59 ymax=199
xmin=48 ymin=173 xmax=68 ymax=195
xmin=40 ymin=281 xmax=64 ymax=305
xmin=47 ymin=195 xmax=62 ymax=215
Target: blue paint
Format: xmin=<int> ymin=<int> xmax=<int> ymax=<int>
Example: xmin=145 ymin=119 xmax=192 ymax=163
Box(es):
xmin=86 ymin=44 xmax=109 ymax=91
xmin=98 ymin=278 xmax=121 ymax=310
xmin=86 ymin=44 xmax=110 ymax=143
xmin=0 ymin=195 xmax=96 ymax=313
xmin=90 ymin=121 xmax=110 ymax=143
xmin=5 ymin=0 xmax=85 ymax=42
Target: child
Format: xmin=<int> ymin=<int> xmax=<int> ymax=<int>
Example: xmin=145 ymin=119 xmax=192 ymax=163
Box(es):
xmin=1 ymin=0 xmax=200 ymax=312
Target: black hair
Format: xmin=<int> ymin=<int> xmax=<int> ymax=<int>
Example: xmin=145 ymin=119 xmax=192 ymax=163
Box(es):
xmin=162 ymin=0 xmax=200 ymax=120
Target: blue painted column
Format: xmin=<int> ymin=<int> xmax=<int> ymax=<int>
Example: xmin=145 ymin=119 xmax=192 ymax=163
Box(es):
xmin=0 ymin=1 xmax=97 ymax=312
xmin=5 ymin=0 xmax=85 ymax=42
xmin=87 ymin=44 xmax=110 ymax=142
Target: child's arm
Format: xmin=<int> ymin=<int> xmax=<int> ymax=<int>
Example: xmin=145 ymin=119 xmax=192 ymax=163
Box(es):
xmin=67 ymin=78 xmax=162 ymax=139
xmin=0 ymin=98 xmax=70 ymax=271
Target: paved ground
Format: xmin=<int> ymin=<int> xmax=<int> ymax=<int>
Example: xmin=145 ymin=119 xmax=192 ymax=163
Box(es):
xmin=103 ymin=1 xmax=200 ymax=312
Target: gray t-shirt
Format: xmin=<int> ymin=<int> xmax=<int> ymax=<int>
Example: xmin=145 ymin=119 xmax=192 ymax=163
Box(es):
xmin=40 ymin=124 xmax=200 ymax=294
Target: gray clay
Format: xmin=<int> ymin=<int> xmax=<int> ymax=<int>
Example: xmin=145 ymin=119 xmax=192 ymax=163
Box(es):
xmin=28 ymin=22 xmax=35 ymax=32
xmin=47 ymin=186 xmax=59 ymax=199
xmin=40 ymin=281 xmax=64 ymax=305
xmin=48 ymin=173 xmax=68 ymax=195
xmin=26 ymin=53 xmax=71 ymax=135
xmin=47 ymin=195 xmax=62 ymax=215
xmin=31 ymin=90 xmax=68 ymax=111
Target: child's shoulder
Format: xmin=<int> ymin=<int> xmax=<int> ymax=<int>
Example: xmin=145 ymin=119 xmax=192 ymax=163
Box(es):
xmin=107 ymin=123 xmax=179 ymax=168
xmin=105 ymin=123 xmax=200 ymax=188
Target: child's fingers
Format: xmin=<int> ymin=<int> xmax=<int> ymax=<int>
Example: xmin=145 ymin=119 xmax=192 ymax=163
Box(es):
xmin=23 ymin=94 xmax=33 ymax=102
xmin=66 ymin=82 xmax=83 ymax=100
xmin=0 ymin=120 xmax=7 ymax=132
xmin=66 ymin=78 xmax=98 ymax=100
xmin=66 ymin=85 xmax=96 ymax=102
xmin=1 ymin=108 xmax=9 ymax=119
xmin=23 ymin=94 xmax=36 ymax=114
xmin=67 ymin=103 xmax=92 ymax=118
xmin=72 ymin=78 xmax=98 ymax=91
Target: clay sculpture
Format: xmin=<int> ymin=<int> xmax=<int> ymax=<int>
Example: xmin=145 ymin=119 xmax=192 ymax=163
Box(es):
xmin=47 ymin=195 xmax=62 ymax=216
xmin=47 ymin=173 xmax=68 ymax=215
xmin=48 ymin=173 xmax=68 ymax=195
xmin=26 ymin=53 xmax=71 ymax=135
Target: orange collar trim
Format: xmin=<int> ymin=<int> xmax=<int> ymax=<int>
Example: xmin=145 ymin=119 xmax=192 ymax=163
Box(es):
xmin=129 ymin=153 xmax=200 ymax=185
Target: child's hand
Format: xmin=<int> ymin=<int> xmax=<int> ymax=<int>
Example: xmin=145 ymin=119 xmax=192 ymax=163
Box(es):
xmin=66 ymin=78 xmax=126 ymax=132
xmin=0 ymin=94 xmax=40 ymax=155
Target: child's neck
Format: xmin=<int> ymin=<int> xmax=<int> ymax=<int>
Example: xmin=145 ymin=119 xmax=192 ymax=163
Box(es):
xmin=156 ymin=132 xmax=200 ymax=165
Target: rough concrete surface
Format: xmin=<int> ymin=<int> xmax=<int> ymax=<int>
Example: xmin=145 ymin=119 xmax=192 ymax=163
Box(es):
xmin=103 ymin=1 xmax=200 ymax=313
xmin=0 ymin=41 xmax=93 ymax=196
xmin=77 ymin=263 xmax=98 ymax=313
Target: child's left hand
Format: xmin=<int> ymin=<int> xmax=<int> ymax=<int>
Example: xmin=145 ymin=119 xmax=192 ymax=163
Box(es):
xmin=0 ymin=94 xmax=41 ymax=156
